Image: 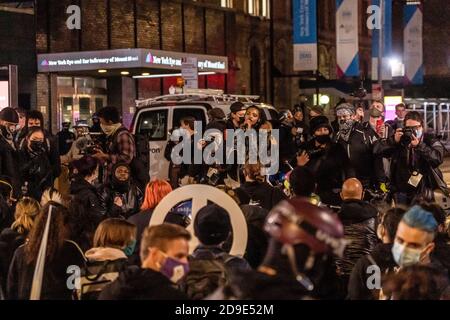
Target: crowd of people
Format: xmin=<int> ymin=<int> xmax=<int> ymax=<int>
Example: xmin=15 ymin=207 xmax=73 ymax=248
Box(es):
xmin=0 ymin=99 xmax=448 ymax=300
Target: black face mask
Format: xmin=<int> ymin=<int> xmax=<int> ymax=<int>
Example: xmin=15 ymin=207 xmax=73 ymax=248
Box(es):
xmin=30 ymin=141 xmax=45 ymax=153
xmin=315 ymin=135 xmax=331 ymax=145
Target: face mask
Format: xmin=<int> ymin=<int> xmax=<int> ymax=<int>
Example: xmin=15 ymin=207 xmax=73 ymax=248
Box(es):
xmin=369 ymin=107 xmax=383 ymax=118
xmin=100 ymin=123 xmax=120 ymax=136
xmin=315 ymin=135 xmax=331 ymax=145
xmin=415 ymin=129 xmax=423 ymax=140
xmin=30 ymin=141 xmax=45 ymax=153
xmin=392 ymin=241 xmax=422 ymax=267
xmin=159 ymin=253 xmax=189 ymax=284
xmin=123 ymin=240 xmax=136 ymax=257
xmin=7 ymin=125 xmax=17 ymax=134
xmin=339 ymin=119 xmax=354 ymax=131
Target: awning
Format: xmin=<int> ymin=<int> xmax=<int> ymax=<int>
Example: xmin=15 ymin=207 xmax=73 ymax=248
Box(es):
xmin=37 ymin=48 xmax=228 ymax=77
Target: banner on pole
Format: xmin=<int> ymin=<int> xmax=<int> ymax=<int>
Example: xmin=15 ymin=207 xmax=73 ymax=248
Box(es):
xmin=336 ymin=0 xmax=359 ymax=78
xmin=293 ymin=0 xmax=318 ymax=71
xmin=404 ymin=4 xmax=423 ymax=85
xmin=371 ymin=0 xmax=393 ymax=81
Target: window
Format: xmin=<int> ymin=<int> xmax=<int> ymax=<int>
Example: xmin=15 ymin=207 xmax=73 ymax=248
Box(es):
xmin=137 ymin=109 xmax=168 ymax=141
xmin=173 ymin=107 xmax=207 ymax=131
xmin=247 ymin=0 xmax=270 ymax=18
xmin=221 ymin=0 xmax=233 ymax=8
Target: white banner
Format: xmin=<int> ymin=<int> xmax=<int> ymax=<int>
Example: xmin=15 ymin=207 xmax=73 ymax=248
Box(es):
xmin=336 ymin=0 xmax=359 ymax=77
xmin=404 ymin=5 xmax=423 ymax=85
xmin=293 ymin=0 xmax=318 ymax=71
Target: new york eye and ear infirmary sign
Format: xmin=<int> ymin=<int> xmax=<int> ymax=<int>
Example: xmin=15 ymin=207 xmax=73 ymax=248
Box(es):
xmin=37 ymin=49 xmax=228 ymax=74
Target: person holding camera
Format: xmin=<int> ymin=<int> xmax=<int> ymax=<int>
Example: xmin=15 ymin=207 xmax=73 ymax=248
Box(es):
xmin=378 ymin=111 xmax=445 ymax=206
xmin=296 ymin=116 xmax=354 ymax=206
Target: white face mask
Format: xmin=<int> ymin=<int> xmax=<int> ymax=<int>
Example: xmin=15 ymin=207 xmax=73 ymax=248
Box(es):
xmin=391 ymin=241 xmax=423 ymax=267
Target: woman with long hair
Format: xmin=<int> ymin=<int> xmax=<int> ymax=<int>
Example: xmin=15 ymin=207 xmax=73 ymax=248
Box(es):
xmin=127 ymin=180 xmax=172 ymax=264
xmin=7 ymin=200 xmax=85 ymax=300
xmin=0 ymin=197 xmax=40 ymax=293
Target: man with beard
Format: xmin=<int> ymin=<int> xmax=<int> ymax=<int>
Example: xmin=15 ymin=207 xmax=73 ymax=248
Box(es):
xmin=208 ymin=198 xmax=347 ymax=300
xmin=334 ymin=103 xmax=385 ymax=193
xmin=296 ymin=116 xmax=354 ymax=206
xmin=0 ymin=107 xmax=21 ymax=198
xmin=100 ymin=163 xmax=143 ymax=219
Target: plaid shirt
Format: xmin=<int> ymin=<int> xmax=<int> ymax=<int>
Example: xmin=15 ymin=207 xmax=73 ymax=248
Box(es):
xmin=104 ymin=126 xmax=135 ymax=181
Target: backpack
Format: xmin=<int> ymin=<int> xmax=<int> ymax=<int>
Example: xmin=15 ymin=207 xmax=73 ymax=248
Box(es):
xmin=184 ymin=251 xmax=237 ymax=300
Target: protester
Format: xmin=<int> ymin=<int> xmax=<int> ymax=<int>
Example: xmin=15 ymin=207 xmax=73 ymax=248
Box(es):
xmin=288 ymin=166 xmax=316 ymax=199
xmin=57 ymin=122 xmax=75 ymax=156
xmin=127 ymin=180 xmax=173 ymax=264
xmin=7 ymin=201 xmax=85 ymax=300
xmin=18 ymin=127 xmax=54 ymax=200
xmin=0 ymin=197 xmax=40 ymax=292
xmin=226 ymin=102 xmax=246 ymax=130
xmin=296 ymin=115 xmax=354 ymax=206
xmin=100 ymin=163 xmax=143 ymax=219
xmin=98 ymin=223 xmax=190 ymax=300
xmin=185 ymin=204 xmax=250 ymax=299
xmin=347 ymin=207 xmax=406 ymax=300
xmin=210 ymin=198 xmax=345 ymax=300
xmin=79 ymin=218 xmax=136 ymax=300
xmin=335 ymin=178 xmax=378 ymax=293
xmin=236 ymin=162 xmax=287 ymax=211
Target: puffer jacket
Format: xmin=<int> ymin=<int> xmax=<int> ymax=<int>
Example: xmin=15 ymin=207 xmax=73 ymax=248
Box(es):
xmin=335 ymin=199 xmax=378 ymax=277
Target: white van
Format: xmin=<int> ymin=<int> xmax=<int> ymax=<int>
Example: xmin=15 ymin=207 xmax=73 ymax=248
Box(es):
xmin=130 ymin=99 xmax=279 ymax=180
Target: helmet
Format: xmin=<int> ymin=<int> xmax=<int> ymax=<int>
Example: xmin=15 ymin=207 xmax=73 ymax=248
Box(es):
xmin=264 ymin=197 xmax=346 ymax=257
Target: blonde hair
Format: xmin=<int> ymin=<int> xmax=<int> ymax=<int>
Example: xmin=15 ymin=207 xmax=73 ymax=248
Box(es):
xmin=11 ymin=197 xmax=41 ymax=235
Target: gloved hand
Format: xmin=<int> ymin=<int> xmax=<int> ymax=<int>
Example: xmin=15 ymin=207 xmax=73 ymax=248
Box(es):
xmin=380 ymin=182 xmax=389 ymax=193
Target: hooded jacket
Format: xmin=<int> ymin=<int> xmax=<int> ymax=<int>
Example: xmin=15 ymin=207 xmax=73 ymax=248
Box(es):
xmin=236 ymin=181 xmax=287 ymax=211
xmin=98 ymin=266 xmax=189 ymax=300
xmin=70 ymin=175 xmax=109 ymax=220
xmin=335 ymin=199 xmax=378 ymax=277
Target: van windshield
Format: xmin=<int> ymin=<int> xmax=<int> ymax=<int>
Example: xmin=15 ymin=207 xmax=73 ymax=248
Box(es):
xmin=137 ymin=109 xmax=168 ymax=141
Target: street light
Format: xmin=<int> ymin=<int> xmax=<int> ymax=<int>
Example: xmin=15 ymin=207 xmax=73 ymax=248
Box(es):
xmin=389 ymin=58 xmax=405 ymax=77
xmin=319 ymin=95 xmax=330 ymax=106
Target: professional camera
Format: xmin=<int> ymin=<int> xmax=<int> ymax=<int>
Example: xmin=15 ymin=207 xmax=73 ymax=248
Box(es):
xmin=77 ymin=133 xmax=104 ymax=155
xmin=400 ymin=127 xmax=415 ymax=147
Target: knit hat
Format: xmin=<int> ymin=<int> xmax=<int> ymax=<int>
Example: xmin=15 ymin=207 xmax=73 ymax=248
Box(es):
xmin=309 ymin=115 xmax=332 ymax=135
xmin=335 ymin=103 xmax=355 ymax=117
xmin=194 ymin=204 xmax=231 ymax=245
xmin=208 ymin=108 xmax=226 ymax=120
xmin=0 ymin=107 xmax=19 ymax=124
xmin=230 ymin=102 xmax=246 ymax=113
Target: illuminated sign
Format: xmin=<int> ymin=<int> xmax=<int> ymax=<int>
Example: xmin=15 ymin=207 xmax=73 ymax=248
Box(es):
xmin=37 ymin=49 xmax=228 ymax=73
xmin=0 ymin=81 xmax=8 ymax=109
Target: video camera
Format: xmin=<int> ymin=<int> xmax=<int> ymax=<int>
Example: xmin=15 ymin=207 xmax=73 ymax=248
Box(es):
xmin=77 ymin=132 xmax=104 ymax=155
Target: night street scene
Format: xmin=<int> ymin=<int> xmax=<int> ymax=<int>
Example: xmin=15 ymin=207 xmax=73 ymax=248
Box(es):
xmin=0 ymin=0 xmax=449 ymax=309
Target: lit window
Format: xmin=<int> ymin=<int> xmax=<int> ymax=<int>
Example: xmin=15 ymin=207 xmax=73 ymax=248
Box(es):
xmin=221 ymin=0 xmax=233 ymax=8
xmin=247 ymin=0 xmax=270 ymax=18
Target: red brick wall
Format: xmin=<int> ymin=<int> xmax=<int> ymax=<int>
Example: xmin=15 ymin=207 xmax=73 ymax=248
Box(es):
xmin=184 ymin=4 xmax=205 ymax=54
xmin=161 ymin=2 xmax=182 ymax=52
xmin=110 ymin=0 xmax=135 ymax=49
xmin=81 ymin=0 xmax=108 ymax=51
xmin=136 ymin=0 xmax=161 ymax=49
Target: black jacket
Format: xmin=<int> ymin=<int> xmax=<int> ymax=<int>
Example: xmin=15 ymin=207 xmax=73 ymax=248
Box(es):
xmin=70 ymin=175 xmax=109 ymax=221
xmin=99 ymin=183 xmax=143 ymax=219
xmin=299 ymin=140 xmax=355 ymax=205
xmin=236 ymin=181 xmax=287 ymax=211
xmin=7 ymin=240 xmax=85 ymax=300
xmin=98 ymin=266 xmax=189 ymax=300
xmin=57 ymin=129 xmax=75 ymax=155
xmin=376 ymin=133 xmax=444 ymax=196
xmin=0 ymin=128 xmax=22 ymax=197
xmin=335 ymin=200 xmax=378 ymax=277
xmin=0 ymin=228 xmax=26 ymax=292
xmin=335 ymin=122 xmax=385 ymax=188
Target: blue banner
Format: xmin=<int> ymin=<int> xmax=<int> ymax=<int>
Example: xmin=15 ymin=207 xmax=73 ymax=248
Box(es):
xmin=293 ymin=0 xmax=318 ymax=71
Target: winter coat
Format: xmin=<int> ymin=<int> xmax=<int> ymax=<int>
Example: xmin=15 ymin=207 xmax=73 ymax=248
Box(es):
xmin=70 ymin=175 xmax=109 ymax=220
xmin=57 ymin=129 xmax=75 ymax=156
xmin=7 ymin=240 xmax=85 ymax=300
xmin=79 ymin=247 xmax=129 ymax=300
xmin=335 ymin=122 xmax=386 ymax=188
xmin=299 ymin=140 xmax=355 ymax=205
xmin=375 ymin=133 xmax=444 ymax=198
xmin=98 ymin=266 xmax=189 ymax=300
xmin=0 ymin=228 xmax=26 ymax=292
xmin=236 ymin=181 xmax=287 ymax=211
xmin=0 ymin=128 xmax=22 ymax=197
xmin=99 ymin=183 xmax=143 ymax=219
xmin=335 ymin=199 xmax=378 ymax=277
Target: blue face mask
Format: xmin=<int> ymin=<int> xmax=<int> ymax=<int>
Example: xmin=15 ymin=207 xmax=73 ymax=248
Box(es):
xmin=392 ymin=241 xmax=422 ymax=267
xmin=123 ymin=240 xmax=137 ymax=257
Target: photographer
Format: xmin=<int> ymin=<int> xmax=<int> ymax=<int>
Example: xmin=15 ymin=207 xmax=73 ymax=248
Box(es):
xmin=379 ymin=111 xmax=445 ymax=206
xmin=60 ymin=120 xmax=98 ymax=164
xmin=296 ymin=116 xmax=354 ymax=206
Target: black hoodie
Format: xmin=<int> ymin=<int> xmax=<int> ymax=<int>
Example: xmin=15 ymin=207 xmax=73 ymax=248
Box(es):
xmin=98 ymin=266 xmax=188 ymax=300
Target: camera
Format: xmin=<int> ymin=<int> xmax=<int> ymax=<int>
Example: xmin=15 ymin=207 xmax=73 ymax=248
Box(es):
xmin=77 ymin=133 xmax=104 ymax=155
xmin=400 ymin=128 xmax=415 ymax=147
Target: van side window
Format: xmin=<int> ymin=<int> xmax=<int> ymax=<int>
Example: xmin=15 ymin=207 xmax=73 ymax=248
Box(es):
xmin=173 ymin=108 xmax=207 ymax=130
xmin=137 ymin=109 xmax=168 ymax=141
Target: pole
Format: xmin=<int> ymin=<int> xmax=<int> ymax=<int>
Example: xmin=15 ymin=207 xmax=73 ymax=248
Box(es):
xmin=378 ymin=0 xmax=384 ymax=97
xmin=269 ymin=0 xmax=275 ymax=105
